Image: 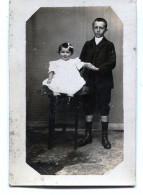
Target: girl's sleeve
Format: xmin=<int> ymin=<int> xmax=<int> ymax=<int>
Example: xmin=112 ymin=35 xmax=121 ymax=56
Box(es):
xmin=48 ymin=61 xmax=56 ymax=73
xmin=74 ymin=57 xmax=84 ymax=70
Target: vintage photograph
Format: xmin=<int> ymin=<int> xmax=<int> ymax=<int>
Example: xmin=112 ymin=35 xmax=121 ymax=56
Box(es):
xmin=26 ymin=7 xmax=123 ymax=175
xmin=9 ymin=0 xmax=136 ymax=186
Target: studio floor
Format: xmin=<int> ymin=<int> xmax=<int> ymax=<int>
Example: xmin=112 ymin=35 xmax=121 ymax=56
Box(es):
xmin=26 ymin=128 xmax=124 ymax=175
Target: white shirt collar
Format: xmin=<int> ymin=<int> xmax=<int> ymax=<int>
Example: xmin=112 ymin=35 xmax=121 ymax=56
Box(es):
xmin=95 ymin=37 xmax=103 ymax=45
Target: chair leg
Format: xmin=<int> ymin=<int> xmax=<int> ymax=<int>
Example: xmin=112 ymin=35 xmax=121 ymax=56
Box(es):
xmin=48 ymin=117 xmax=55 ymax=149
xmin=74 ymin=98 xmax=79 ymax=150
xmin=48 ymin=96 xmax=56 ymax=149
xmin=48 ymin=95 xmax=80 ymax=150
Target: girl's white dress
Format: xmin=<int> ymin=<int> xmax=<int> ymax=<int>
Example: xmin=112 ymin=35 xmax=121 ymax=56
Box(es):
xmin=42 ymin=57 xmax=85 ymax=96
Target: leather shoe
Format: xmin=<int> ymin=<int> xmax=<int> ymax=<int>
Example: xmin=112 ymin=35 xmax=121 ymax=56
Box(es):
xmin=78 ymin=136 xmax=92 ymax=147
xmin=102 ymin=135 xmax=111 ymax=149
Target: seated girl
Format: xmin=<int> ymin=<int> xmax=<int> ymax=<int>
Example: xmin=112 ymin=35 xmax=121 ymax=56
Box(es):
xmin=42 ymin=42 xmax=95 ymax=101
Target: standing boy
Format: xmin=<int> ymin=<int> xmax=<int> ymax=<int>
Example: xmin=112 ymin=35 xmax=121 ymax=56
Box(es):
xmin=79 ymin=18 xmax=116 ymax=149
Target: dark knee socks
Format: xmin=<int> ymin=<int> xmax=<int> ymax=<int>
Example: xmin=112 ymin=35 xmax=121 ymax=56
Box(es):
xmin=101 ymin=122 xmax=108 ymax=134
xmin=85 ymin=121 xmax=92 ymax=137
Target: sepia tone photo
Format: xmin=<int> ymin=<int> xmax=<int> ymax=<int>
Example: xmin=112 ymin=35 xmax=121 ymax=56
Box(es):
xmin=9 ymin=0 xmax=136 ymax=186
xmin=26 ymin=7 xmax=123 ymax=175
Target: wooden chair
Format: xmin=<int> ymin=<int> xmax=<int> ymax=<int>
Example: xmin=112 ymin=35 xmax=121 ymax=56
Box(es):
xmin=40 ymin=85 xmax=89 ymax=150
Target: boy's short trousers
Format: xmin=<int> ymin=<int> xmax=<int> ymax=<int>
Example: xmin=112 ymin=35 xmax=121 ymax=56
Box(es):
xmin=82 ymin=85 xmax=111 ymax=116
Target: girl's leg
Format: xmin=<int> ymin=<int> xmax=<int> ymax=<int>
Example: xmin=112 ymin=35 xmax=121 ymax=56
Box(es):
xmin=53 ymin=92 xmax=61 ymax=96
xmin=52 ymin=92 xmax=61 ymax=106
xmin=67 ymin=94 xmax=74 ymax=104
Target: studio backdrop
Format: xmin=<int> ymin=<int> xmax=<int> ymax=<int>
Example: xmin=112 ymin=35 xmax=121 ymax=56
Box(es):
xmin=26 ymin=6 xmax=123 ymax=129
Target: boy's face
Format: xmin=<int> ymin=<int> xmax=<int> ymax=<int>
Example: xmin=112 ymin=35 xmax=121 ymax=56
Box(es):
xmin=59 ymin=47 xmax=71 ymax=61
xmin=92 ymin=21 xmax=108 ymax=38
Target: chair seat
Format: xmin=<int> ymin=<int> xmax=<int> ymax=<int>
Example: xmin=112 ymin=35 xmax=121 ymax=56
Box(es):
xmin=39 ymin=85 xmax=89 ymax=96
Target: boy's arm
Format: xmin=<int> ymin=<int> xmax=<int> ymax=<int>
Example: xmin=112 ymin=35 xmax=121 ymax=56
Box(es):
xmin=84 ymin=63 xmax=99 ymax=71
xmin=80 ymin=42 xmax=88 ymax=62
xmin=47 ymin=71 xmax=54 ymax=84
xmin=98 ymin=43 xmax=116 ymax=74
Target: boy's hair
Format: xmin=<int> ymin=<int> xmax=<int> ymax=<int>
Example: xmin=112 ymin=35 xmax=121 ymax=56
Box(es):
xmin=58 ymin=42 xmax=74 ymax=55
xmin=92 ymin=18 xmax=108 ymax=29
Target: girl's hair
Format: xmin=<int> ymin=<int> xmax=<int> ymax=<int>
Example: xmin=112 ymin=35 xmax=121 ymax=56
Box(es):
xmin=58 ymin=42 xmax=74 ymax=55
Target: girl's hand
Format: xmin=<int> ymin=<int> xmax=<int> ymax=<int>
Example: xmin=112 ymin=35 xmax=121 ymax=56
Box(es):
xmin=47 ymin=79 xmax=52 ymax=84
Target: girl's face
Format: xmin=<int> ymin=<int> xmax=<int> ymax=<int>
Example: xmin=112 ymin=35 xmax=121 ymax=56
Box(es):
xmin=59 ymin=47 xmax=72 ymax=61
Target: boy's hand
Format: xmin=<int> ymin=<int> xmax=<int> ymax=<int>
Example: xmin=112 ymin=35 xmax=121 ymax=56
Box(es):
xmin=84 ymin=63 xmax=92 ymax=69
xmin=84 ymin=63 xmax=99 ymax=71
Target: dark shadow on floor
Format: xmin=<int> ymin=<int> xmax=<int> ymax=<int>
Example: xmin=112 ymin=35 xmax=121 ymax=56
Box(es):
xmin=26 ymin=128 xmax=124 ymax=175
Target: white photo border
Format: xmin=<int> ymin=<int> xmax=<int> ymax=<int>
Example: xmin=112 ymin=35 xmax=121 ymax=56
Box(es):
xmin=9 ymin=0 xmax=136 ymax=186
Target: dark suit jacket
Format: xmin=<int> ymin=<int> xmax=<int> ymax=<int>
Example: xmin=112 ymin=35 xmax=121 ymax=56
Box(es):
xmin=80 ymin=37 xmax=116 ymax=89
